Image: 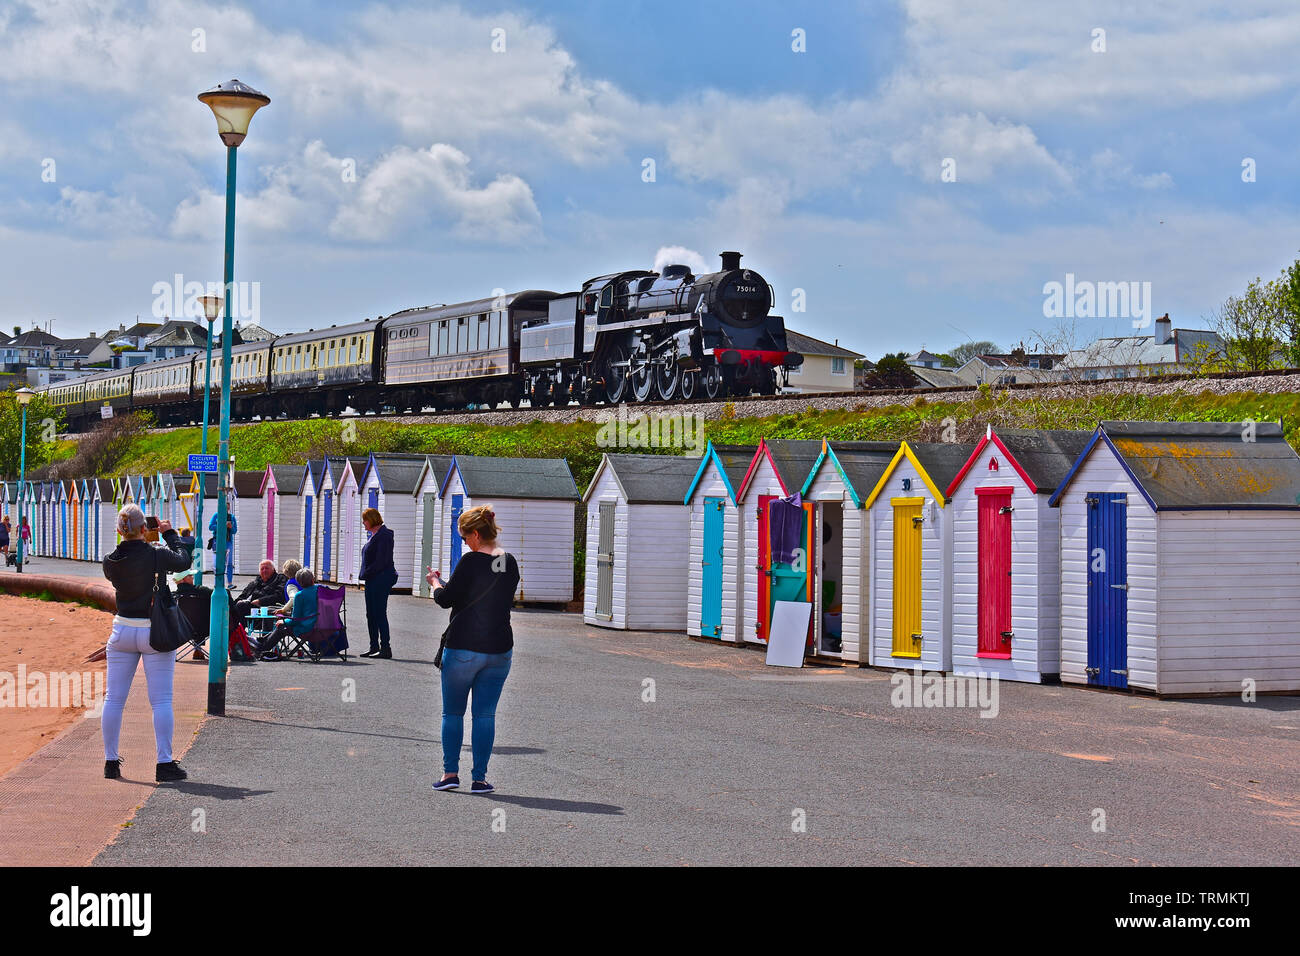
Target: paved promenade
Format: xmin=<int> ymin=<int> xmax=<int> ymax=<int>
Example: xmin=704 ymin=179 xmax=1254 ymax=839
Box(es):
xmin=1 ymin=557 xmax=1297 ymax=865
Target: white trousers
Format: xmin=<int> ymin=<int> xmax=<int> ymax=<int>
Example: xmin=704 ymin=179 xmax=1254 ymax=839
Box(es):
xmin=102 ymin=616 xmax=175 ymax=764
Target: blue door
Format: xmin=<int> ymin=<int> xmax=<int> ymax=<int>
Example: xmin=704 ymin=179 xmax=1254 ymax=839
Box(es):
xmin=61 ymin=501 xmax=68 ymax=556
xmin=94 ymin=508 xmax=100 ymax=561
xmin=303 ymin=497 xmax=313 ymax=567
xmin=367 ymin=488 xmax=379 ymax=538
xmin=700 ymin=497 xmax=725 ymax=637
xmin=1086 ymin=492 xmax=1128 ymax=689
xmin=322 ymin=490 xmax=333 ymax=581
xmin=449 ymin=494 xmax=464 ymax=573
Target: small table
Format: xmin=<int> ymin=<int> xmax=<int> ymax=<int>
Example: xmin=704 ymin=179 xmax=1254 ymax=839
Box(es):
xmin=247 ymin=606 xmax=278 ymax=642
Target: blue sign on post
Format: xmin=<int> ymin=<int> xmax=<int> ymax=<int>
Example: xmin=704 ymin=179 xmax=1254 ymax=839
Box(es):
xmin=188 ymin=454 xmax=219 ymax=473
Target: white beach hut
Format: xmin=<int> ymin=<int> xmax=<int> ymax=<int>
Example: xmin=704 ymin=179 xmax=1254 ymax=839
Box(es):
xmin=1050 ymin=420 xmax=1300 ymax=695
xmin=298 ymin=462 xmax=320 ymax=572
xmin=439 ymin=455 xmax=580 ymax=603
xmin=261 ymin=464 xmax=302 ymax=567
xmin=582 ymin=453 xmax=699 ymax=630
xmin=683 ymin=442 xmax=757 ymax=643
xmin=945 ymin=427 xmax=1092 ymax=684
xmin=411 ymin=455 xmax=455 ymax=599
xmin=360 ymin=453 xmax=427 ymax=591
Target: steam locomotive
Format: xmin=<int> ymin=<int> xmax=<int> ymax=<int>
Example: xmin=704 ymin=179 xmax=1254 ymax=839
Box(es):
xmin=41 ymin=251 xmax=803 ymax=429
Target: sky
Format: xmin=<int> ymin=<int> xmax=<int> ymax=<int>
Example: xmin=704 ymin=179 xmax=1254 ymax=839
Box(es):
xmin=2 ymin=0 xmax=1298 ymax=359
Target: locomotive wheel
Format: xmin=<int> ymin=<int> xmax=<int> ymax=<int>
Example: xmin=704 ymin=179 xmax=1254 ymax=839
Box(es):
xmin=654 ymin=362 xmax=680 ymax=401
xmin=701 ymin=363 xmax=725 ymax=400
xmin=679 ymin=370 xmax=697 ymax=400
xmin=630 ymin=358 xmax=654 ymax=403
xmin=603 ymin=343 xmax=630 ymax=404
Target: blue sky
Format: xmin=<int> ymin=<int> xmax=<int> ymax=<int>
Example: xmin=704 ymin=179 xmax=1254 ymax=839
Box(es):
xmin=1 ymin=0 xmax=1298 ymax=359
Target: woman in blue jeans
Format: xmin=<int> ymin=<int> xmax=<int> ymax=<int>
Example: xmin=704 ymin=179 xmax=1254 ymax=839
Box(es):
xmin=427 ymin=504 xmax=519 ymax=794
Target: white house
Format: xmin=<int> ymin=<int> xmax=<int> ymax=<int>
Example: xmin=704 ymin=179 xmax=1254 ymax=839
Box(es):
xmin=582 ymin=453 xmax=699 ymax=630
xmin=1050 ymin=420 xmax=1300 ymax=695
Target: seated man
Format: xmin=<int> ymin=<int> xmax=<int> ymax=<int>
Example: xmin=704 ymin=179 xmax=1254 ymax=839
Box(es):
xmin=257 ymin=567 xmax=318 ymax=660
xmin=234 ymin=560 xmax=287 ymax=627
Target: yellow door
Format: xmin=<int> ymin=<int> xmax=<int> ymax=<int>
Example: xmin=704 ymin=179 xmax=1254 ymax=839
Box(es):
xmin=891 ymin=498 xmax=923 ymax=658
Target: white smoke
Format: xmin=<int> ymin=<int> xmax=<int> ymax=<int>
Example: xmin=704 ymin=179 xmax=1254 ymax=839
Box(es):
xmin=652 ymin=245 xmax=709 ymax=276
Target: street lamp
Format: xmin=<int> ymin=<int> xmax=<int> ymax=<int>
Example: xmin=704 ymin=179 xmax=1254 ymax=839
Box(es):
xmin=198 ymin=78 xmax=269 ymax=717
xmin=14 ymin=387 xmax=34 ymax=574
xmin=192 ymin=293 xmax=222 ymax=588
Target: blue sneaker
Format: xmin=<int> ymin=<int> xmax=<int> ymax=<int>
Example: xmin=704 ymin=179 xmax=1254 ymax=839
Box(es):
xmin=433 ymin=775 xmax=460 ymax=791
xmin=471 ymin=781 xmax=495 ymax=794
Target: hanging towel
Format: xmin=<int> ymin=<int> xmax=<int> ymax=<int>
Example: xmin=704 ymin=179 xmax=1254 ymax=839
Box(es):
xmin=769 ymin=493 xmax=804 ymax=564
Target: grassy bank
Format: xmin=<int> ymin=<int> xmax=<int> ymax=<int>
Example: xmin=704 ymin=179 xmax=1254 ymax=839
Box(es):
xmin=83 ymin=386 xmax=1300 ymax=491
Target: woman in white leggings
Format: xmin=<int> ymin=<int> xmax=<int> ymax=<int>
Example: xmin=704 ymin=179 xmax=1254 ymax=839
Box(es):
xmin=100 ymin=504 xmax=193 ymax=782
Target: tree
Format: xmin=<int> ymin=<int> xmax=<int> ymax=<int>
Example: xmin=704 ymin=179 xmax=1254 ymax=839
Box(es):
xmin=1211 ymin=277 xmax=1285 ymax=371
xmin=1276 ymin=256 xmax=1300 ymax=367
xmin=863 ymin=352 xmax=917 ymax=388
xmin=0 ymin=390 xmax=62 ymax=479
xmin=947 ymin=340 xmax=1002 ymax=366
xmin=37 ymin=410 xmax=152 ymax=479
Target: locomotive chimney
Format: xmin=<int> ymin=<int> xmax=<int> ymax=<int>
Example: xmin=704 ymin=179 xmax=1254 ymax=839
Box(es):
xmin=720 ymin=251 xmax=742 ymax=271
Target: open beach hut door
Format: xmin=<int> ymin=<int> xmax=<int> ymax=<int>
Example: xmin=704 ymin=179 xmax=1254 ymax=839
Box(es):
xmin=768 ymin=496 xmax=815 ymax=649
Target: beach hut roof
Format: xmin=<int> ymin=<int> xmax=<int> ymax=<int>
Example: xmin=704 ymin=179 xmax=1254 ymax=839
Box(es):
xmin=946 ymin=428 xmax=1094 ymax=497
xmin=415 ymin=455 xmax=456 ymax=496
xmin=583 ymin=453 xmax=701 ymax=504
xmin=739 ymin=438 xmax=824 ymax=499
xmin=801 ymin=440 xmax=903 ymax=507
xmin=443 ymin=455 xmax=580 ymax=501
xmin=862 ymin=441 xmax=979 ymax=508
xmin=263 ymin=464 xmax=303 ymax=495
xmin=363 ymin=455 xmax=427 ymax=495
xmin=1049 ymin=420 xmax=1300 ymax=511
xmin=684 ymin=442 xmax=758 ymax=504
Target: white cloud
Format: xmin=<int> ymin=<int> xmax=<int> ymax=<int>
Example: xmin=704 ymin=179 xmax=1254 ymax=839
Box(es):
xmin=890 ymin=112 xmax=1071 ymax=188
xmin=653 ymin=246 xmax=709 ymax=275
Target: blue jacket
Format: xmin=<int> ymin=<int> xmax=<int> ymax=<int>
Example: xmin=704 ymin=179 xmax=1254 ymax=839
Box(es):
xmin=359 ymin=524 xmax=395 ymax=582
xmin=209 ymin=511 xmax=237 ymax=536
xmin=288 ymin=584 xmax=318 ymax=636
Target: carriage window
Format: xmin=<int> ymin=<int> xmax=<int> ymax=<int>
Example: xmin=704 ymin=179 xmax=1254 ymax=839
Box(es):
xmin=456 ymin=318 xmax=467 ymax=351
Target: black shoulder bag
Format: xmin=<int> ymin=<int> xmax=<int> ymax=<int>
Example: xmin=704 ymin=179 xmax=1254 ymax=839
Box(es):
xmin=149 ymin=548 xmax=194 ymax=653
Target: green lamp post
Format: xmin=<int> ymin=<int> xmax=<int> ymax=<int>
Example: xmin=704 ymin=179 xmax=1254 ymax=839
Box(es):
xmin=197 ymin=79 xmax=269 ymax=717
xmin=14 ymin=386 xmax=34 ymax=574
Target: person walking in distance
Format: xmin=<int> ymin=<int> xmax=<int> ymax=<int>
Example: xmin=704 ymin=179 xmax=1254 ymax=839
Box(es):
xmin=359 ymin=507 xmax=397 ymax=659
xmin=208 ymin=505 xmax=237 ymax=588
xmin=100 ymin=505 xmax=194 ymax=782
xmin=428 ymin=504 xmax=520 ymax=794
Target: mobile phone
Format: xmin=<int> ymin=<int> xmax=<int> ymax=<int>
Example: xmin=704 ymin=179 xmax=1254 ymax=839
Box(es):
xmin=145 ymin=516 xmax=159 ymax=530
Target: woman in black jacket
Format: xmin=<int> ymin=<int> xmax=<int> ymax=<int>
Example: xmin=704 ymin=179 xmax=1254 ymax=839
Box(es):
xmin=427 ymin=504 xmax=519 ymax=794
xmin=359 ymin=507 xmax=397 ymax=658
xmin=100 ymin=504 xmax=193 ymax=782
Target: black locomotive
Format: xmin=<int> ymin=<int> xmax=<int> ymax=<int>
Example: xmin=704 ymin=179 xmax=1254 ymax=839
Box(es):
xmin=42 ymin=251 xmax=803 ymax=428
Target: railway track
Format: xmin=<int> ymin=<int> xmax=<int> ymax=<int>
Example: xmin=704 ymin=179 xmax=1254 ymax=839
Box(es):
xmin=65 ymin=365 xmax=1300 ymax=439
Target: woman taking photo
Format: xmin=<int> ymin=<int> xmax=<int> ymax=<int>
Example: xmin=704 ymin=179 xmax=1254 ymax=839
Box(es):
xmin=359 ymin=508 xmax=397 ymax=659
xmin=428 ymin=504 xmax=519 ymax=794
xmin=100 ymin=504 xmax=193 ymax=782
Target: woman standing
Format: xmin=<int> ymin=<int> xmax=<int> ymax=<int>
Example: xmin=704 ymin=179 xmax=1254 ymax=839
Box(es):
xmin=0 ymin=515 xmax=10 ymax=567
xmin=428 ymin=504 xmax=519 ymax=794
xmin=18 ymin=517 xmax=30 ymax=566
xmin=359 ymin=508 xmax=397 ymax=659
xmin=100 ymin=504 xmax=193 ymax=782
xmin=208 ymin=507 xmax=237 ymax=588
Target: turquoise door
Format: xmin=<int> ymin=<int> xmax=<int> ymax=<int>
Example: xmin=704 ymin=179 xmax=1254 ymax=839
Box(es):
xmin=449 ymin=494 xmax=464 ymax=573
xmin=700 ymin=497 xmax=725 ymax=637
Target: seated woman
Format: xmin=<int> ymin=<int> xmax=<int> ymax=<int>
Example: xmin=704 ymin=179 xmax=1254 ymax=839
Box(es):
xmin=256 ymin=567 xmax=317 ymax=660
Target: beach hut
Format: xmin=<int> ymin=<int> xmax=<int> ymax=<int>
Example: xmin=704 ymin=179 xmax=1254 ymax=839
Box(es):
xmin=863 ymin=441 xmax=977 ymax=672
xmin=77 ymin=479 xmax=91 ymax=560
xmin=231 ymin=471 xmax=264 ymax=577
xmin=93 ymin=479 xmax=115 ymax=560
xmin=582 ymin=453 xmax=700 ymax=630
xmin=360 ymin=454 xmax=426 ymax=591
xmin=411 ymin=455 xmax=455 ymax=599
xmin=684 ymin=442 xmax=758 ymax=642
xmin=795 ymin=441 xmax=902 ymax=661
xmin=439 ymin=455 xmax=581 ymax=603
xmin=68 ymin=480 xmax=81 ymax=559
xmin=736 ymin=439 xmax=825 ymax=647
xmin=1049 ymin=420 xmax=1300 ymax=695
xmin=315 ymin=458 xmax=344 ymax=583
xmin=40 ymin=481 xmax=55 ymax=557
xmin=155 ymin=472 xmax=177 ymax=530
xmin=261 ymin=464 xmax=302 ymax=567
xmin=332 ymin=456 xmax=369 ymax=586
xmin=945 ymin=428 xmax=1092 ymax=683
xmin=298 ymin=462 xmax=320 ymax=571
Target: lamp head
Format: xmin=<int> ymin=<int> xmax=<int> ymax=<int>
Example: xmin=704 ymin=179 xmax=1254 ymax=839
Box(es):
xmin=199 ymin=294 xmax=223 ymax=323
xmin=14 ymin=387 xmax=35 ymax=407
xmin=197 ymin=79 xmax=270 ymax=148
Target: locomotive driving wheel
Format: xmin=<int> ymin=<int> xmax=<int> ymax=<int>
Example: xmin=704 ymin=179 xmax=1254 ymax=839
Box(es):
xmin=630 ymin=352 xmax=654 ymax=402
xmin=654 ymin=361 xmax=680 ymax=401
xmin=701 ymin=362 xmax=725 ymax=400
xmin=602 ymin=343 xmax=630 ymax=404
xmin=679 ymin=370 xmax=697 ymax=400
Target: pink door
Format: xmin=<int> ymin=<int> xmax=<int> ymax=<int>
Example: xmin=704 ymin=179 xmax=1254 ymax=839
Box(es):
xmin=266 ymin=490 xmax=276 ymax=560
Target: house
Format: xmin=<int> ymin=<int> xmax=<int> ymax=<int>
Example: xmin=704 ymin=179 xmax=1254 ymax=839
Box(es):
xmin=104 ymin=321 xmax=162 ymax=350
xmin=908 ymin=366 xmax=969 ymax=389
xmin=783 ymin=331 xmax=864 ymax=393
xmin=145 ymin=320 xmax=208 ymax=361
xmin=52 ymin=336 xmax=114 ymax=369
xmin=905 ymin=350 xmax=945 ymax=369
xmin=5 ymin=330 xmax=64 ymax=370
xmin=582 ymin=453 xmax=699 ymax=630
xmin=1060 ymin=315 xmax=1223 ymax=380
xmin=25 ymin=367 xmax=94 ymax=387
xmin=955 ymin=353 xmax=1064 ymax=386
xmin=235 ymin=322 xmax=275 ymax=343
xmin=1050 ymin=420 xmax=1300 ymax=695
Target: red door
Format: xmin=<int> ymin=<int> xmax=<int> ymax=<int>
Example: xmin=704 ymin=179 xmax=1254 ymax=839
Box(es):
xmin=977 ymin=488 xmax=1013 ymax=658
xmin=756 ymin=494 xmax=774 ymax=642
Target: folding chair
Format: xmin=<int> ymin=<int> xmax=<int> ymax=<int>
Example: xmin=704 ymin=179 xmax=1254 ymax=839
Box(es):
xmin=175 ymin=588 xmax=211 ymax=662
xmin=280 ymin=585 xmax=349 ymax=663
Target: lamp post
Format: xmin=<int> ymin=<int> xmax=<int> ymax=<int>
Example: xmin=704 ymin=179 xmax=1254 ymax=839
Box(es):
xmin=193 ymin=293 xmax=222 ymax=587
xmin=198 ymin=78 xmax=269 ymax=717
xmin=14 ymin=387 xmax=34 ymax=574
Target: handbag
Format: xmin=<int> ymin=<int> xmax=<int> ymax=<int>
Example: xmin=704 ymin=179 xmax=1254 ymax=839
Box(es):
xmin=433 ymin=574 xmax=496 ymax=669
xmin=149 ymin=549 xmax=195 ymax=653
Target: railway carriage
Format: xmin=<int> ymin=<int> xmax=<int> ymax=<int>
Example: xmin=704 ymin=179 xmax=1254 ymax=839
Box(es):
xmin=269 ymin=321 xmax=380 ymax=416
xmin=132 ymin=355 xmax=195 ymax=426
